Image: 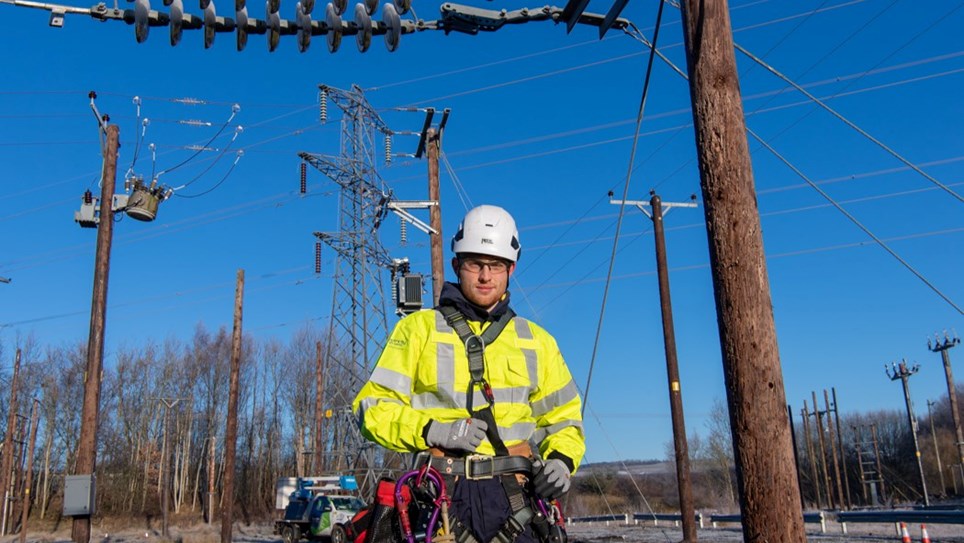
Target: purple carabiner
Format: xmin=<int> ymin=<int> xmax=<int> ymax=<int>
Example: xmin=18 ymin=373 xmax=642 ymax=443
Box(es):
xmin=395 ymin=465 xmax=449 ymax=543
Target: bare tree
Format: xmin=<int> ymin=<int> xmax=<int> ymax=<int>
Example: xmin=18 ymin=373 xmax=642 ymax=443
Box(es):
xmin=701 ymin=398 xmax=737 ymax=508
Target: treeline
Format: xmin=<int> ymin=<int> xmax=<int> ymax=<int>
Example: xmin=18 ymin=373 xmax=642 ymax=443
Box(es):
xmin=0 ymin=323 xmax=357 ymax=529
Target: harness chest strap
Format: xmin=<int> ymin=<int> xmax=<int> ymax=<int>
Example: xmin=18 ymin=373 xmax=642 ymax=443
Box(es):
xmin=438 ymin=305 xmax=516 ymax=457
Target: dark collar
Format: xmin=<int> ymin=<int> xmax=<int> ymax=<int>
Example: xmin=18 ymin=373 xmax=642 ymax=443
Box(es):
xmin=437 ymin=282 xmax=511 ymax=322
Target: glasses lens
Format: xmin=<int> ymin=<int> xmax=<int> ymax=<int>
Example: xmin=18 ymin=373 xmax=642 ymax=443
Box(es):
xmin=462 ymin=259 xmax=507 ymax=273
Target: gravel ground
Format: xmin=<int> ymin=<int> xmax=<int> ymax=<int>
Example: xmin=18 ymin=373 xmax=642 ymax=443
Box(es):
xmin=5 ymin=519 xmax=964 ymax=543
xmin=566 ymin=520 xmax=964 ymax=542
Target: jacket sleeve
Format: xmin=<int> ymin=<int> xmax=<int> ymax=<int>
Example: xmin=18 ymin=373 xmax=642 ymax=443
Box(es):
xmin=351 ymin=314 xmax=434 ymax=453
xmin=531 ymin=334 xmax=585 ymax=473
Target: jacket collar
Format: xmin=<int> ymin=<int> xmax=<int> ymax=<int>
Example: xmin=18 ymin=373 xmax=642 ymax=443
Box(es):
xmin=437 ymin=282 xmax=511 ymax=323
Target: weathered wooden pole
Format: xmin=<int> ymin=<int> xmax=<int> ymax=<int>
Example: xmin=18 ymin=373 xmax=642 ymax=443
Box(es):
xmin=72 ymin=121 xmax=119 ymax=543
xmin=1 ymin=349 xmax=22 ymax=536
xmin=426 ymin=127 xmax=444 ymax=306
xmin=19 ymin=399 xmax=39 ymax=543
xmin=679 ymin=1 xmax=805 ymax=539
xmin=221 ymin=269 xmax=244 ymax=543
xmin=650 ymin=194 xmax=697 ymax=542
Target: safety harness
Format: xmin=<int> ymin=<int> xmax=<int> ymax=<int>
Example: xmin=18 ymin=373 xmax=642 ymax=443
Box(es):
xmin=432 ymin=305 xmax=566 ymax=543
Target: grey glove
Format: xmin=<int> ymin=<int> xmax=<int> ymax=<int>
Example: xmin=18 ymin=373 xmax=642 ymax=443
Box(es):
xmin=425 ymin=418 xmax=488 ymax=453
xmin=533 ymin=459 xmax=571 ymax=499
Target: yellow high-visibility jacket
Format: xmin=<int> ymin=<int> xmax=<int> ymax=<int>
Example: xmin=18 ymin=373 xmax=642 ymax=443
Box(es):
xmin=352 ymin=307 xmax=585 ymax=472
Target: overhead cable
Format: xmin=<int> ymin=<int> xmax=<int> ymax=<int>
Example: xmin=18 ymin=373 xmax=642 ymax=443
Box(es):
xmin=746 ymin=127 xmax=961 ymax=314
xmin=582 ymin=0 xmax=666 ymax=417
xmin=733 ymin=41 xmax=963 ymax=203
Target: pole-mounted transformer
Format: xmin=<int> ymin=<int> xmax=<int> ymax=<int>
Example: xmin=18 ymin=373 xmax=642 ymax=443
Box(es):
xmin=391 ymin=258 xmax=422 ymax=315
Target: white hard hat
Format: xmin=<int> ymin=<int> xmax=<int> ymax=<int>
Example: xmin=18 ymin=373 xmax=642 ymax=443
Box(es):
xmin=451 ymin=205 xmax=521 ymax=262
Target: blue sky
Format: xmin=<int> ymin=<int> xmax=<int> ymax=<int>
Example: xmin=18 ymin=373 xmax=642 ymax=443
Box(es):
xmin=0 ymin=0 xmax=961 ymax=463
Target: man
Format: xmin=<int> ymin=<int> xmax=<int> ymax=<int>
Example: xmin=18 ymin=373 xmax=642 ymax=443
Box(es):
xmin=352 ymin=204 xmax=585 ymax=543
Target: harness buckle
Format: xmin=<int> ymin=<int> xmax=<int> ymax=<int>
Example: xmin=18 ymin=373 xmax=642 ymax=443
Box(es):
xmin=463 ymin=454 xmax=495 ymax=480
xmin=464 ymin=334 xmax=485 ymax=355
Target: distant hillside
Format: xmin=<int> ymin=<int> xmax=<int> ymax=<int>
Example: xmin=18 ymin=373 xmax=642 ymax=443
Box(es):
xmin=575 ymin=459 xmax=673 ymax=476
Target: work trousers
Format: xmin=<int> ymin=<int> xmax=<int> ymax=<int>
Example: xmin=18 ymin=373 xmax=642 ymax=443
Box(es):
xmin=449 ymin=477 xmax=537 ymax=543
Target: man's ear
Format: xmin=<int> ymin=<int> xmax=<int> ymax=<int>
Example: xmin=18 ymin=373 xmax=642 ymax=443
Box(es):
xmin=451 ymin=257 xmax=460 ymax=275
xmin=507 ymin=262 xmax=516 ymax=278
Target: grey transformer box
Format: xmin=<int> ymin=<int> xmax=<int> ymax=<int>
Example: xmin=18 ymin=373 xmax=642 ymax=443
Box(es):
xmin=64 ymin=474 xmax=96 ymax=516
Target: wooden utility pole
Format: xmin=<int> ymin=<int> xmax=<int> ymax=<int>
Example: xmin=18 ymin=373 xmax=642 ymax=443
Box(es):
xmin=72 ymin=120 xmax=119 ymax=543
xmin=812 ymin=391 xmax=835 ymax=509
xmin=787 ymin=405 xmax=805 ymax=509
xmin=823 ymin=390 xmax=845 ymax=509
xmin=927 ymin=400 xmax=946 ymax=495
xmin=1 ymin=349 xmax=21 ymax=536
xmin=207 ymin=436 xmax=216 ymax=524
xmin=19 ymin=399 xmax=39 ymax=543
xmin=886 ymin=360 xmax=929 ymax=506
xmin=928 ymin=334 xmax=963 ymax=486
xmin=158 ymin=398 xmax=182 ymax=538
xmin=314 ymin=340 xmax=324 ymax=474
xmin=651 ymin=194 xmax=697 ymax=542
xmin=426 ymin=127 xmax=444 ymax=306
xmin=679 ymin=1 xmax=805 ymax=539
xmin=831 ymin=388 xmax=852 ymax=508
xmin=801 ymin=403 xmax=823 ymax=508
xmin=613 ymin=193 xmax=698 ymax=540
xmin=221 ymin=269 xmax=244 ymax=543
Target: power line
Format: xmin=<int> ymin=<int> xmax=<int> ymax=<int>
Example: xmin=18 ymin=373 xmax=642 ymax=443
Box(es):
xmin=615 ymin=19 xmax=963 ymax=310
xmin=1 ymin=49 xmax=957 ymax=216
xmin=522 ymin=181 xmax=964 ymax=260
xmin=731 ymin=3 xmax=964 ymax=203
xmin=746 ymin=127 xmax=961 ymax=313
xmin=396 ymin=62 xmax=964 ymax=185
xmin=1 ymin=184 xmax=337 ymax=272
xmin=0 ymin=265 xmax=320 ymax=329
xmin=531 ymin=226 xmax=963 ymax=312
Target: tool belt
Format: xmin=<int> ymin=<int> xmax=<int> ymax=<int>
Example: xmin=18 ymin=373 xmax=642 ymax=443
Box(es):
xmin=417 ymin=440 xmax=564 ymax=543
xmin=422 ymin=443 xmax=534 ymax=480
xmin=425 ymin=454 xmax=533 ymax=480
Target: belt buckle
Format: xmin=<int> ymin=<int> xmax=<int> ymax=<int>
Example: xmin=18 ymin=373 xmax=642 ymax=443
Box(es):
xmin=463 ymin=454 xmax=495 ymax=480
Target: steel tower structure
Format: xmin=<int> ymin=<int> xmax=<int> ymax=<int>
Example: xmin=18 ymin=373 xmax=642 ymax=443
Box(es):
xmin=299 ymin=84 xmax=406 ymax=491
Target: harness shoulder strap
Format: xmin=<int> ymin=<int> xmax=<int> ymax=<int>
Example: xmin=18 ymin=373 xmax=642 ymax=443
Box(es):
xmin=438 ymin=305 xmax=516 ymax=456
xmin=438 ymin=306 xmax=516 ymax=388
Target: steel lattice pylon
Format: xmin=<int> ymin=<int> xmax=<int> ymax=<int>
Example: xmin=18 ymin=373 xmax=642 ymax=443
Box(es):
xmin=299 ymin=84 xmax=407 ymax=494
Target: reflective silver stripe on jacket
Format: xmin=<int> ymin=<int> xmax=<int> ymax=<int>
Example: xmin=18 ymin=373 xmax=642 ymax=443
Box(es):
xmin=531 ymin=380 xmax=579 ymax=418
xmin=357 ymin=396 xmax=402 ymax=421
xmin=514 ymin=317 xmax=534 ymax=340
xmin=370 ymin=366 xmax=411 ymax=394
xmin=523 ymin=348 xmax=538 ymax=390
xmin=531 ymin=418 xmax=584 ymax=444
xmin=435 ymin=310 xmax=453 ymax=333
xmin=412 ymin=342 xmax=461 ymax=410
xmin=418 ymin=310 xmax=543 ymax=422
xmin=498 ymin=420 xmax=537 ymax=441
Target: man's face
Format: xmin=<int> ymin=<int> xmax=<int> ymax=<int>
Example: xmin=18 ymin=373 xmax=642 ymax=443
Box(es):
xmin=453 ymin=253 xmax=516 ymax=309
